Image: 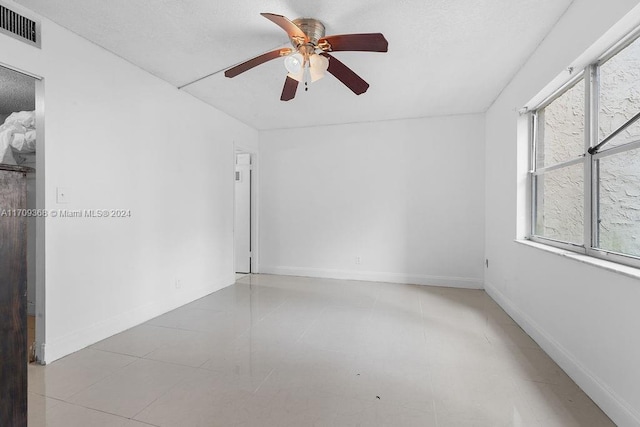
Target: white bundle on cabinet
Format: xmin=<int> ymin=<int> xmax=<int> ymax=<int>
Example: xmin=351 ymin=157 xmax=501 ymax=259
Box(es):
xmin=0 ymin=111 xmax=36 ymax=165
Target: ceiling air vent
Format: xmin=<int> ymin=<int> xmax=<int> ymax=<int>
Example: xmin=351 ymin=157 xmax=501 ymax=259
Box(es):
xmin=0 ymin=2 xmax=40 ymax=48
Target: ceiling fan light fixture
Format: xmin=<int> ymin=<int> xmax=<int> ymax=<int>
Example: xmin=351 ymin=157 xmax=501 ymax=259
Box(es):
xmin=309 ymin=54 xmax=329 ymax=82
xmin=284 ymin=53 xmax=304 ymax=74
xmin=223 ymin=13 xmax=388 ymax=101
xmin=287 ymin=70 xmax=304 ymax=82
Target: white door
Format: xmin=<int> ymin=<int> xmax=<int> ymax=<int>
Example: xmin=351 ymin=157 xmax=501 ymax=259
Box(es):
xmin=234 ymin=153 xmax=251 ymax=273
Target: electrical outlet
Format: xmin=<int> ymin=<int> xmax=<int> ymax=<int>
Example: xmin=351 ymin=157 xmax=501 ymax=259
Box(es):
xmin=356 ymin=256 xmax=362 ymax=265
xmin=175 ymin=279 xmax=182 ymax=289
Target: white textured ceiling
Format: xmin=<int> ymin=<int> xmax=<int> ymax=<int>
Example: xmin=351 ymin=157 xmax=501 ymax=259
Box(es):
xmin=15 ymin=0 xmax=573 ymax=130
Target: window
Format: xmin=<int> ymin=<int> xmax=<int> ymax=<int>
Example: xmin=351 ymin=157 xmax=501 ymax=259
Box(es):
xmin=529 ymin=31 xmax=640 ymax=268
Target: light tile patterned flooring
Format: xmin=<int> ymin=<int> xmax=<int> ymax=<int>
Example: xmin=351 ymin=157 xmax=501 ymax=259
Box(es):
xmin=28 ymin=274 xmax=615 ymax=426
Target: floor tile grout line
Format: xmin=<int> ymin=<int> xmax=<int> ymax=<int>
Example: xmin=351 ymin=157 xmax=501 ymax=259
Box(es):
xmin=418 ymin=295 xmax=429 ymax=345
xmin=62 ymin=356 xmax=221 ymax=407
xmin=40 ymin=395 xmax=162 ymax=427
xmin=138 ymin=355 xmax=233 ymax=372
xmin=129 ymin=361 xmax=222 ymax=422
xmin=143 ymin=322 xmax=226 ymax=334
xmin=55 ymin=355 xmax=142 ymax=402
xmin=295 ymin=305 xmax=328 ymax=343
xmin=256 ymin=298 xmax=288 ymax=323
xmin=89 ymin=347 xmax=142 ymax=359
xmin=129 ymin=375 xmax=190 ymax=423
xmin=253 ymin=367 xmax=275 ymax=394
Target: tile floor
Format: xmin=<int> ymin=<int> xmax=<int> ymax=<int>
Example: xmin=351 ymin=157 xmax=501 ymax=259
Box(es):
xmin=28 ymin=274 xmax=615 ymax=426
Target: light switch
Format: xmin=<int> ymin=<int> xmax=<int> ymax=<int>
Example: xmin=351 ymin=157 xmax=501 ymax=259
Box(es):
xmin=56 ymin=187 xmax=69 ymax=204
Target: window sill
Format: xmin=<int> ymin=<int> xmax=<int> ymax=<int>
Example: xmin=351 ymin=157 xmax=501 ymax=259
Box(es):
xmin=515 ymin=239 xmax=640 ymax=280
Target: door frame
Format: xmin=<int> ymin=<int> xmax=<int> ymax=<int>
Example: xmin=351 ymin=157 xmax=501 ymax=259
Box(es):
xmin=0 ymin=61 xmax=46 ymax=363
xmin=233 ymin=144 xmax=259 ymax=275
xmin=34 ymin=76 xmax=45 ymax=363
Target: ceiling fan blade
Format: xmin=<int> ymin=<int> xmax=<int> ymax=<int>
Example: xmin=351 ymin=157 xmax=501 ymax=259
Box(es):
xmin=280 ymin=76 xmax=298 ymax=101
xmin=321 ymin=53 xmax=369 ymax=95
xmin=318 ymin=33 xmax=388 ymax=52
xmin=224 ymin=48 xmax=291 ymax=78
xmin=261 ymin=13 xmax=308 ymax=44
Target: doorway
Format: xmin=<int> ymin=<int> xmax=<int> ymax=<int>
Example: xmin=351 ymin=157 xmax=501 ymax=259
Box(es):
xmin=234 ymin=151 xmax=252 ymax=274
xmin=0 ymin=63 xmax=43 ymax=364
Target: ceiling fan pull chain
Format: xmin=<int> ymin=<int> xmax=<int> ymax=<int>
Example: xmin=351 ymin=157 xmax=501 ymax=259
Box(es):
xmin=304 ymin=64 xmax=310 ymax=91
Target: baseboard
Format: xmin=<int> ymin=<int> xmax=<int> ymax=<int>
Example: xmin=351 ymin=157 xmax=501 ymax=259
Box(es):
xmin=485 ymin=281 xmax=640 ymax=427
xmin=42 ymin=273 xmax=235 ymax=364
xmin=259 ymin=265 xmax=483 ymax=289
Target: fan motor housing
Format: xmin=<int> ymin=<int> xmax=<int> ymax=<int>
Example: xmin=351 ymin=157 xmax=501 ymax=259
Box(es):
xmin=292 ymin=18 xmax=325 ymax=46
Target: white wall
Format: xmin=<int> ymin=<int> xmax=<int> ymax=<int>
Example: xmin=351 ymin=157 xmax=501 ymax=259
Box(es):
xmin=0 ymin=0 xmax=258 ymax=363
xmin=485 ymin=1 xmax=640 ymax=426
xmin=259 ymin=115 xmax=485 ymax=288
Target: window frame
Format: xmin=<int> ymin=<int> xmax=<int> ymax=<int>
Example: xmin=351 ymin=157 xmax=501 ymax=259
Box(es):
xmin=527 ymin=31 xmax=640 ymax=270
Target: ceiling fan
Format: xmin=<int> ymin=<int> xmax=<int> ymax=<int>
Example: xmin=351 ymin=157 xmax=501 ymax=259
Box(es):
xmin=224 ymin=13 xmax=388 ymax=101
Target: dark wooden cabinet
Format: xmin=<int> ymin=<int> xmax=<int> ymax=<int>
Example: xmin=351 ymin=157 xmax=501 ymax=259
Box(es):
xmin=0 ymin=164 xmax=31 ymax=427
